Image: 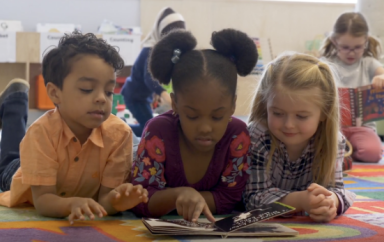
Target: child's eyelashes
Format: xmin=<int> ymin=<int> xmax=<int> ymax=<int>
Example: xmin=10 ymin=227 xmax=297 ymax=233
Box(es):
xmin=186 ymin=116 xmax=198 ymax=120
xmin=185 ymin=116 xmax=224 ymax=121
xmin=272 ymin=112 xmax=308 ymax=120
xmin=297 ymin=115 xmax=308 ymax=120
xmin=80 ymin=89 xmax=92 ymax=94
xmin=79 ymin=89 xmax=114 ymax=97
xmin=272 ymin=112 xmax=283 ymax=117
xmin=212 ymin=117 xmax=223 ymax=121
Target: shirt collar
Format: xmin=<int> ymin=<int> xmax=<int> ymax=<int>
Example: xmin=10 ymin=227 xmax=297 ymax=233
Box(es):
xmin=57 ymin=110 xmax=104 ymax=148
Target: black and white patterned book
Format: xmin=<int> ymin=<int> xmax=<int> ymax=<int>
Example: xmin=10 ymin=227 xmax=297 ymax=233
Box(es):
xmin=142 ymin=202 xmax=298 ymax=238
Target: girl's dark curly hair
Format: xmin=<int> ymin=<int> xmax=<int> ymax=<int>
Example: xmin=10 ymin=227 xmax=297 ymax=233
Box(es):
xmin=149 ymin=28 xmax=258 ymax=97
xmin=42 ymin=31 xmax=124 ymax=89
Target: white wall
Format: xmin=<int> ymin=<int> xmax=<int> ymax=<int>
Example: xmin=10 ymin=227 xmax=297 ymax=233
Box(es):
xmin=356 ymin=0 xmax=384 ymax=61
xmin=141 ymin=0 xmax=355 ymax=115
xmin=0 ymin=0 xmax=356 ymax=56
xmin=0 ymin=0 xmax=140 ymax=33
xmin=141 ymin=0 xmax=354 ymax=57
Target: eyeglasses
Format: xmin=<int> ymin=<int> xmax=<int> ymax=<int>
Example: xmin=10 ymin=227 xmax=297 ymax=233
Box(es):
xmin=336 ymin=42 xmax=367 ymax=54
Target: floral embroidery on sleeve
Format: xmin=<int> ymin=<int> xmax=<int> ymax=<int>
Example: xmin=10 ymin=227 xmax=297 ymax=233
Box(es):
xmin=221 ymin=131 xmax=251 ymax=187
xmin=132 ymin=131 xmax=166 ymax=188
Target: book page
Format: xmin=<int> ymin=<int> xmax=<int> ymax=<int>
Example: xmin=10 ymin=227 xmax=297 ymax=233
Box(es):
xmin=142 ymin=218 xmax=215 ymax=231
xmin=227 ymin=223 xmax=298 ymax=236
xmin=214 ymin=202 xmax=294 ymax=233
xmin=142 ymin=219 xmax=298 ymax=237
xmin=142 ymin=202 xmax=295 ymax=236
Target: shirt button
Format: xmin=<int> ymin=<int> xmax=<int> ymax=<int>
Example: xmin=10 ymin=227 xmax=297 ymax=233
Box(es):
xmin=74 ymin=157 xmax=79 ymax=162
xmin=73 ymin=137 xmax=77 ymax=142
xmin=60 ymin=192 xmax=66 ymax=196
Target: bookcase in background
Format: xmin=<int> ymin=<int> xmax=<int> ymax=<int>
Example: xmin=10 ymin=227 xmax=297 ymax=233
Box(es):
xmin=0 ymin=32 xmax=133 ymax=110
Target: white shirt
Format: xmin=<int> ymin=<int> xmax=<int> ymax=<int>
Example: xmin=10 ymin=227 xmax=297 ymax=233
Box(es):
xmin=323 ymin=56 xmax=382 ymax=88
xmin=323 ymin=56 xmax=383 ymax=130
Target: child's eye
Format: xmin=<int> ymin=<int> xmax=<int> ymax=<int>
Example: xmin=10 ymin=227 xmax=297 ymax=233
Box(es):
xmin=273 ymin=112 xmax=282 ymax=117
xmin=341 ymin=46 xmax=350 ymax=51
xmin=106 ymin=91 xmax=114 ymax=97
xmin=297 ymin=115 xmax=308 ymax=120
xmin=187 ymin=116 xmax=198 ymax=120
xmin=355 ymin=45 xmax=364 ymax=50
xmin=212 ymin=116 xmax=223 ymax=121
xmin=80 ymin=89 xmax=92 ymax=93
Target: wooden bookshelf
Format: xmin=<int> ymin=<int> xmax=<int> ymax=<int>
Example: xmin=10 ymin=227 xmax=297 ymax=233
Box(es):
xmin=0 ymin=32 xmax=132 ymax=110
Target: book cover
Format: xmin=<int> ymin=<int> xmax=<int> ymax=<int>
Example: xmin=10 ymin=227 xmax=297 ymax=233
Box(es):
xmin=339 ymin=87 xmax=356 ymax=127
xmin=339 ymin=85 xmax=384 ymax=127
xmin=142 ymin=202 xmax=298 ymax=238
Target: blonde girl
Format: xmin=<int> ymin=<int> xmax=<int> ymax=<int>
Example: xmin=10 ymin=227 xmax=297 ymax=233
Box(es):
xmin=244 ymin=53 xmax=355 ymax=222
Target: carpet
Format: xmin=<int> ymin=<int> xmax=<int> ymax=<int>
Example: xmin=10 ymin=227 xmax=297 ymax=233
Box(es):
xmin=0 ymin=165 xmax=384 ymax=242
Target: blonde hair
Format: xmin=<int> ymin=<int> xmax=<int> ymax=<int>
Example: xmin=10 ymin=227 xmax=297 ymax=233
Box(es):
xmin=321 ymin=12 xmax=381 ymax=59
xmin=249 ymin=53 xmax=339 ymax=186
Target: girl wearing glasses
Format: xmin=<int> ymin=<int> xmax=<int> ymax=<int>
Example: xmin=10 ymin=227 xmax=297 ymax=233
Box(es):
xmin=321 ymin=12 xmax=384 ymax=163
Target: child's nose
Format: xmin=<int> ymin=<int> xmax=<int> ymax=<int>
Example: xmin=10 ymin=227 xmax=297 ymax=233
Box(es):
xmin=347 ymin=51 xmax=356 ymax=56
xmin=95 ymin=91 xmax=107 ymax=103
xmin=198 ymin=122 xmax=212 ymax=134
xmin=284 ymin=116 xmax=295 ymax=129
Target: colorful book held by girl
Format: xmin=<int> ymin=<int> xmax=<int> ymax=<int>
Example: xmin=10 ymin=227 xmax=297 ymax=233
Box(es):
xmin=339 ymin=85 xmax=384 ymax=127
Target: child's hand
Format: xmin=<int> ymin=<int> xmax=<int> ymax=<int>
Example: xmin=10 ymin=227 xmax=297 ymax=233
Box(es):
xmin=68 ymin=197 xmax=107 ymax=225
xmin=372 ymin=75 xmax=384 ymax=89
xmin=308 ymin=200 xmax=337 ymax=222
xmin=307 ymin=183 xmax=333 ymax=209
xmin=109 ymin=183 xmax=148 ymax=212
xmin=306 ymin=183 xmax=337 ymax=222
xmin=175 ymin=187 xmax=215 ymax=223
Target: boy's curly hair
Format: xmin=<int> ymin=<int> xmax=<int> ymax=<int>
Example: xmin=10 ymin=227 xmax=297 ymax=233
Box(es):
xmin=42 ymin=31 xmax=124 ymax=89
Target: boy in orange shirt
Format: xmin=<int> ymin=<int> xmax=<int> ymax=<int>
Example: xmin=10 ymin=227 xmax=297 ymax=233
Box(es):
xmin=0 ymin=32 xmax=148 ymax=224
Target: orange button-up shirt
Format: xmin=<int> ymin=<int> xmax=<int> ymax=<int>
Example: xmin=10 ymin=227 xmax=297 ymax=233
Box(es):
xmin=0 ymin=109 xmax=132 ymax=207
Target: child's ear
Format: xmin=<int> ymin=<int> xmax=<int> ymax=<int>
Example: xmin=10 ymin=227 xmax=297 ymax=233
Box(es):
xmin=231 ymin=95 xmax=237 ymax=115
xmin=170 ymin=93 xmax=177 ymax=113
xmin=46 ymin=82 xmax=61 ymax=105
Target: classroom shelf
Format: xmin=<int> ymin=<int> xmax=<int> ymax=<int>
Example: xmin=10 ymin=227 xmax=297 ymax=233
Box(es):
xmin=0 ymin=32 xmax=132 ymax=110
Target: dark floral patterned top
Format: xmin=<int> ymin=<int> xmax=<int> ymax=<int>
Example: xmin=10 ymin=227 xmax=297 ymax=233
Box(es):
xmin=131 ymin=111 xmax=251 ymax=217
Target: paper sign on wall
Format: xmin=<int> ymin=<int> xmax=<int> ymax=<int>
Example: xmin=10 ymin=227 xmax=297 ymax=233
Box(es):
xmin=40 ymin=33 xmax=65 ymax=61
xmin=0 ymin=32 xmax=16 ymax=62
xmin=103 ymin=35 xmax=141 ymax=66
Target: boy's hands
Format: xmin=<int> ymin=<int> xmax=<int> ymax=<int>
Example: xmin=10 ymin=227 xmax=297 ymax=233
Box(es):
xmin=68 ymin=198 xmax=107 ymax=225
xmin=175 ymin=187 xmax=215 ymax=223
xmin=109 ymin=184 xmax=148 ymax=212
xmin=306 ymin=183 xmax=337 ymax=222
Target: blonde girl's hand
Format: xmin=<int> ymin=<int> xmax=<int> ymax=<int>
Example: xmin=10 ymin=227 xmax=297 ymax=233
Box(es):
xmin=175 ymin=187 xmax=215 ymax=223
xmin=372 ymin=74 xmax=384 ymax=89
xmin=309 ymin=201 xmax=337 ymax=222
xmin=306 ymin=183 xmax=333 ymax=211
xmin=68 ymin=197 xmax=107 ymax=225
xmin=109 ymin=183 xmax=149 ymax=211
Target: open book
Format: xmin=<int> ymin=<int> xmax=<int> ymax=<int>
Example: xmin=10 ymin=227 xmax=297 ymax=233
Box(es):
xmin=339 ymin=85 xmax=384 ymax=127
xmin=142 ymin=202 xmax=298 ymax=238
